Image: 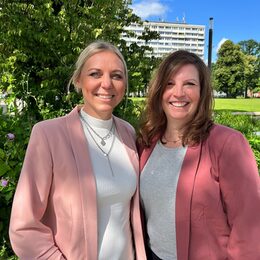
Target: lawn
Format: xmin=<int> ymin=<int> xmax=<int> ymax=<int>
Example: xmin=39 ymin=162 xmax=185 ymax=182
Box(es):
xmin=131 ymin=97 xmax=260 ymax=112
xmin=214 ymin=98 xmax=260 ymax=112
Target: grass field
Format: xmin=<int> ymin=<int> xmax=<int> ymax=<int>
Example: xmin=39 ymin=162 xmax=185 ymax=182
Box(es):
xmin=214 ymin=98 xmax=260 ymax=112
xmin=131 ymin=97 xmax=260 ymax=112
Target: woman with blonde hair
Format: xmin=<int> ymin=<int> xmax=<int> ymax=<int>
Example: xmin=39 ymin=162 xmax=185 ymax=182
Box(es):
xmin=9 ymin=41 xmax=146 ymax=260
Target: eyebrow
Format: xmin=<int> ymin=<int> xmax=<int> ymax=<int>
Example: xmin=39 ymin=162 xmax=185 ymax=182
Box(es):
xmin=184 ymin=79 xmax=199 ymax=83
xmin=86 ymin=68 xmax=124 ymax=73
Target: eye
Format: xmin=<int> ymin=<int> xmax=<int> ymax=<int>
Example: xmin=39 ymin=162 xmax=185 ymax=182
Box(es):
xmin=89 ymin=71 xmax=101 ymax=78
xmin=166 ymin=81 xmax=174 ymax=88
xmin=184 ymin=81 xmax=197 ymax=88
xmin=111 ymin=73 xmax=124 ymax=80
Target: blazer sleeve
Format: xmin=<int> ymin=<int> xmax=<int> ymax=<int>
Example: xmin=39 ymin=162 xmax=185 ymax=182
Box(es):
xmin=9 ymin=123 xmax=66 ymax=260
xmin=218 ymin=130 xmax=260 ymax=259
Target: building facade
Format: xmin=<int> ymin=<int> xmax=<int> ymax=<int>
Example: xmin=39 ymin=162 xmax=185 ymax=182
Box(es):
xmin=123 ymin=21 xmax=205 ymax=60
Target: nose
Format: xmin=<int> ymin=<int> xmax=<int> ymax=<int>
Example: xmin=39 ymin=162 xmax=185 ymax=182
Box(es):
xmin=172 ymin=84 xmax=185 ymax=97
xmin=100 ymin=74 xmax=112 ymax=89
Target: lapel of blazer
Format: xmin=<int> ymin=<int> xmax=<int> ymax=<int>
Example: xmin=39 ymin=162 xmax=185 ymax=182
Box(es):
xmin=176 ymin=143 xmax=202 ymax=260
xmin=65 ymin=106 xmax=98 ymax=260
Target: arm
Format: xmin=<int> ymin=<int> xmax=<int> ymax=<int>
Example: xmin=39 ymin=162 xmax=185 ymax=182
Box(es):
xmin=9 ymin=123 xmax=66 ymax=260
xmin=218 ymin=131 xmax=260 ymax=259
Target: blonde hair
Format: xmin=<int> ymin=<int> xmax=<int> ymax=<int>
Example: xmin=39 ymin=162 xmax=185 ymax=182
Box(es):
xmin=68 ymin=41 xmax=128 ymax=94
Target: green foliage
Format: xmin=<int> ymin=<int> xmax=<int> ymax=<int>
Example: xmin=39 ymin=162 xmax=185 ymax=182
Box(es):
xmin=114 ymin=97 xmax=144 ymax=129
xmin=214 ymin=111 xmax=259 ymax=134
xmin=212 ymin=39 xmax=260 ymax=98
xmin=238 ymin=40 xmax=260 ymax=97
xmin=238 ymin=39 xmax=260 ymax=57
xmin=0 ymin=111 xmax=34 ymax=258
xmin=0 ymin=0 xmax=159 ymax=120
xmin=213 ymin=40 xmax=245 ymax=97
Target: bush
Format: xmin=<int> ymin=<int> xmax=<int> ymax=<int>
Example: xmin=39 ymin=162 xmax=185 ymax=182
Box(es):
xmin=114 ymin=97 xmax=144 ymax=130
xmin=0 ymin=112 xmax=34 ymax=259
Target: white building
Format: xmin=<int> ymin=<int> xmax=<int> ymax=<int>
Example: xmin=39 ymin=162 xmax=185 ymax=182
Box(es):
xmin=123 ymin=21 xmax=205 ymax=59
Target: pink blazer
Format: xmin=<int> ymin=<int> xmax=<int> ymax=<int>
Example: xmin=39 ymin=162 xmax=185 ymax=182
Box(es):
xmin=9 ymin=106 xmax=146 ymax=260
xmin=139 ymin=124 xmax=260 ymax=260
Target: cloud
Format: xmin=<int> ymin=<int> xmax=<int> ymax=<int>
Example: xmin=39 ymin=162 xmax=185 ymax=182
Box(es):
xmin=216 ymin=38 xmax=228 ymax=52
xmin=131 ymin=0 xmax=167 ymax=19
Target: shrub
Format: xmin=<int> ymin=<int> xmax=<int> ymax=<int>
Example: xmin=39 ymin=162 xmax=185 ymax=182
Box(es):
xmin=0 ymin=112 xmax=34 ymax=259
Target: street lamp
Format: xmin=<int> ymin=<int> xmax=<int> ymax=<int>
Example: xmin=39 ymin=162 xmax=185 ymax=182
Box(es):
xmin=208 ymin=17 xmax=213 ymax=71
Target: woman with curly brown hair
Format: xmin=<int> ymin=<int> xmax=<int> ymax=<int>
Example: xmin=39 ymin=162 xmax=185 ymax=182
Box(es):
xmin=137 ymin=50 xmax=260 ymax=260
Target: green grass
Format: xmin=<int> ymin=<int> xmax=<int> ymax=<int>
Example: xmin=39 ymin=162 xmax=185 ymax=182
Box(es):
xmin=130 ymin=97 xmax=260 ymax=112
xmin=214 ymin=98 xmax=260 ymax=112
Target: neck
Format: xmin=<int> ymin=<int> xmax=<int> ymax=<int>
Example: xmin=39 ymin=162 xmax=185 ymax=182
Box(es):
xmin=164 ymin=128 xmax=182 ymax=140
xmin=82 ymin=106 xmax=112 ymax=120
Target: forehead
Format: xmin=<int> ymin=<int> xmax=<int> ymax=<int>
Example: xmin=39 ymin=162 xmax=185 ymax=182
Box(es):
xmin=84 ymin=51 xmax=124 ymax=70
xmin=169 ymin=64 xmax=199 ymax=79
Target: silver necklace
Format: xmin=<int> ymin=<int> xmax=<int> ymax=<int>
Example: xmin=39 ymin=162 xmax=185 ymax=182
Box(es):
xmin=80 ymin=114 xmax=116 ymax=176
xmin=80 ymin=115 xmax=113 ymax=146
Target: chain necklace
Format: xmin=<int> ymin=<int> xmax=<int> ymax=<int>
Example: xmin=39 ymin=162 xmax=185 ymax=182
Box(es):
xmin=80 ymin=114 xmax=116 ymax=176
xmin=80 ymin=114 xmax=113 ymax=146
xmin=163 ymin=135 xmax=181 ymax=144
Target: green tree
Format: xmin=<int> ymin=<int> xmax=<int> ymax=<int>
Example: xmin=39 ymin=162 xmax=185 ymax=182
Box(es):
xmin=238 ymin=39 xmax=260 ymax=56
xmin=0 ymin=0 xmax=158 ymax=119
xmin=213 ymin=40 xmax=245 ymax=98
xmin=238 ymin=39 xmax=260 ymax=96
xmin=243 ymin=54 xmax=258 ymax=97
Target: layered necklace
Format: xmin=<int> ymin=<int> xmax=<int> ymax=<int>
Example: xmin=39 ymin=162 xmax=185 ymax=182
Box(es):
xmin=80 ymin=113 xmax=116 ymax=176
xmin=80 ymin=114 xmax=114 ymax=146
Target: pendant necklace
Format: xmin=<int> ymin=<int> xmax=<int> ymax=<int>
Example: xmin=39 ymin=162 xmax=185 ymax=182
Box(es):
xmin=80 ymin=115 xmax=113 ymax=146
xmin=80 ymin=114 xmax=116 ymax=176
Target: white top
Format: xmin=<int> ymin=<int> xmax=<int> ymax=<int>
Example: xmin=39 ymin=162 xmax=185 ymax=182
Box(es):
xmin=140 ymin=141 xmax=187 ymax=260
xmin=80 ymin=109 xmax=136 ymax=260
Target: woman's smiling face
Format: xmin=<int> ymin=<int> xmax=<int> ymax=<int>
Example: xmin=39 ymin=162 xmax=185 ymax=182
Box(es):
xmin=77 ymin=51 xmax=126 ymax=120
xmin=162 ymin=63 xmax=201 ymax=128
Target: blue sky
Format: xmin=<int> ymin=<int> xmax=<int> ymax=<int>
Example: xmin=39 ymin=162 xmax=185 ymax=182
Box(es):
xmin=130 ymin=0 xmax=260 ymax=62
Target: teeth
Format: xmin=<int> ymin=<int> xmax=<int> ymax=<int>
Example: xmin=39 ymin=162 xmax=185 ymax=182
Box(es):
xmin=170 ymin=101 xmax=188 ymax=107
xmin=96 ymin=94 xmax=114 ymax=99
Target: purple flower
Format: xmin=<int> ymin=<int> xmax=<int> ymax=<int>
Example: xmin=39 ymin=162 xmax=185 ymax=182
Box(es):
xmin=6 ymin=133 xmax=15 ymax=140
xmin=1 ymin=179 xmax=8 ymax=187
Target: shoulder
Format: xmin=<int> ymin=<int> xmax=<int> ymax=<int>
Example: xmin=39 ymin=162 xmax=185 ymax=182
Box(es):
xmin=208 ymin=124 xmax=246 ymax=144
xmin=32 ymin=107 xmax=79 ymax=133
xmin=32 ymin=115 xmax=67 ymax=134
xmin=206 ymin=123 xmax=252 ymax=161
xmin=30 ymin=107 xmax=80 ymax=141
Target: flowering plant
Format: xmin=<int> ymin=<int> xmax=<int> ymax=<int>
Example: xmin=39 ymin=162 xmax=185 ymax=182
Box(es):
xmin=0 ymin=113 xmax=32 ymax=258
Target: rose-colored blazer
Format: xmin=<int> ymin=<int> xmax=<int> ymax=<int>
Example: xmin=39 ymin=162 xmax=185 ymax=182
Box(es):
xmin=139 ymin=124 xmax=260 ymax=260
xmin=9 ymin=106 xmax=146 ymax=260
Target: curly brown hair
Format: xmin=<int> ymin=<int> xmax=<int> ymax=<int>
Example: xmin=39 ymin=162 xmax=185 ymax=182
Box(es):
xmin=138 ymin=50 xmax=214 ymax=147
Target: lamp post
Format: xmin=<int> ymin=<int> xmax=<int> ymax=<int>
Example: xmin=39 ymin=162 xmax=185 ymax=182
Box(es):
xmin=208 ymin=17 xmax=213 ymax=71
